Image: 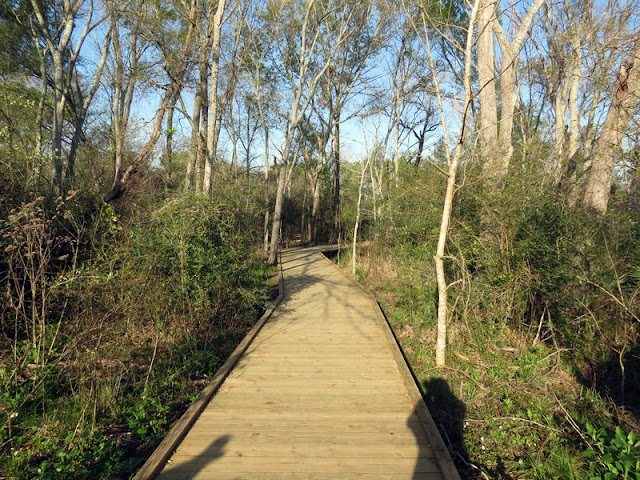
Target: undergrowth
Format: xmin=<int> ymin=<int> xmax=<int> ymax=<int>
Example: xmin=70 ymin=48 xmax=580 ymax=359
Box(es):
xmin=344 ymin=164 xmax=640 ymax=479
xmin=0 ymin=191 xmax=275 ymax=479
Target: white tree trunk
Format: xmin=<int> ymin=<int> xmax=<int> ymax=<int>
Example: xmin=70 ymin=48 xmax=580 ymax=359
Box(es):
xmin=478 ymin=0 xmax=498 ymax=173
xmin=203 ymin=0 xmax=227 ymax=195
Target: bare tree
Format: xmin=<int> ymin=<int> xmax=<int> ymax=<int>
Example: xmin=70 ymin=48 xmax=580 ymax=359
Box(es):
xmin=476 ymin=0 xmax=546 ymax=179
xmin=104 ymin=0 xmax=198 ymax=202
xmin=405 ymin=0 xmax=480 ymax=366
xmin=27 ymin=0 xmax=104 ymax=191
xmin=106 ymin=0 xmax=145 ymax=193
xmin=202 ymin=0 xmax=227 ymax=195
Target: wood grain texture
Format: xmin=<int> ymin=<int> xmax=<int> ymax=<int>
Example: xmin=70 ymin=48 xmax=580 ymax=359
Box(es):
xmin=147 ymin=247 xmax=458 ymax=480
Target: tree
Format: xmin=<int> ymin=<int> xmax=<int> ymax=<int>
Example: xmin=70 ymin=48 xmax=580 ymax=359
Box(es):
xmin=405 ymin=0 xmax=479 ymax=366
xmin=104 ymin=0 xmax=198 ymax=202
xmin=476 ymin=0 xmax=546 ymax=180
xmin=202 ymin=0 xmax=227 ymax=195
xmin=264 ymin=0 xmax=362 ymax=264
xmin=106 ymin=0 xmax=145 ymax=194
xmin=25 ymin=0 xmax=106 ymax=191
xmin=583 ymin=37 xmax=640 ymax=215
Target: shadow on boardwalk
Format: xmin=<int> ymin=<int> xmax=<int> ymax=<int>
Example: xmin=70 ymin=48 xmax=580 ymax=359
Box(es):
xmin=159 ymin=434 xmax=231 ymax=478
xmin=420 ymin=378 xmax=468 ymax=479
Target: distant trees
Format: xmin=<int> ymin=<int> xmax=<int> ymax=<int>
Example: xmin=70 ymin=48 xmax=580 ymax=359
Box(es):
xmin=2 ymin=0 xmax=640 ymax=366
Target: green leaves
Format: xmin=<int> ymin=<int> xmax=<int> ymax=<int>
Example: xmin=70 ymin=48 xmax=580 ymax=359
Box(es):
xmin=584 ymin=423 xmax=640 ymax=480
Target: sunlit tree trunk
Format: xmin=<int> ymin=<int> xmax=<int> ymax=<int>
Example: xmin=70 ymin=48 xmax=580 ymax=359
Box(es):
xmin=165 ymin=96 xmax=176 ymax=189
xmin=186 ymin=11 xmax=209 ymax=192
xmin=583 ymin=39 xmax=640 ymax=216
xmin=332 ymin=116 xmax=341 ymax=241
xmin=477 ymin=0 xmax=498 ymax=175
xmin=203 ymin=0 xmax=227 ymax=195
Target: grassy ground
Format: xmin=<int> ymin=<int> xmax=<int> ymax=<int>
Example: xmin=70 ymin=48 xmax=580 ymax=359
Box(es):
xmin=0 ymin=194 xmax=277 ymax=479
xmin=340 ymin=243 xmax=640 ymax=479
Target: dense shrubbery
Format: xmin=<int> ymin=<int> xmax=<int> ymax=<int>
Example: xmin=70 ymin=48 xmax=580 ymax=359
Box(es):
xmin=346 ymin=162 xmax=640 ymax=479
xmin=0 ymin=190 xmax=273 ymax=479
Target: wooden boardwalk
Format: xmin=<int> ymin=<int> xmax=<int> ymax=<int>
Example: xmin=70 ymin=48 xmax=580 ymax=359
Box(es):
xmin=143 ymin=247 xmax=460 ymax=480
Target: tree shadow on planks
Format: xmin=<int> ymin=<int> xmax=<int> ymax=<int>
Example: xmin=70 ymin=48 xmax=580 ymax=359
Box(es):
xmin=416 ymin=378 xmax=470 ymax=479
xmin=159 ymin=434 xmax=231 ymax=479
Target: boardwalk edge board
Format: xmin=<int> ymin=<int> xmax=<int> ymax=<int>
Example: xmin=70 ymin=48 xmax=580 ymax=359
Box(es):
xmin=133 ymin=255 xmax=285 ymax=480
xmin=318 ymin=248 xmax=463 ymax=480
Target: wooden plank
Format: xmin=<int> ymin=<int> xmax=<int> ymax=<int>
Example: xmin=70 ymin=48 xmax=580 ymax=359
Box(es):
xmin=219 ymin=381 xmax=405 ymax=390
xmin=209 ymin=395 xmax=411 ymax=409
xmin=160 ymin=455 xmax=441 ymax=473
xmin=226 ymin=367 xmax=400 ymax=376
xmin=179 ymin=431 xmax=430 ymax=446
xmin=197 ymin=407 xmax=416 ymax=420
xmin=318 ymin=252 xmax=462 ymax=480
xmin=159 ymin=473 xmax=444 ymax=480
xmin=172 ymin=442 xmax=431 ymax=458
xmin=173 ymin=418 xmax=425 ymax=433
xmin=132 ymin=258 xmax=285 ymax=480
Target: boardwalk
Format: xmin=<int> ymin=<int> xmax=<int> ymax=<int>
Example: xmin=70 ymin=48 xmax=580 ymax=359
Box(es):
xmin=149 ymin=247 xmax=459 ymax=480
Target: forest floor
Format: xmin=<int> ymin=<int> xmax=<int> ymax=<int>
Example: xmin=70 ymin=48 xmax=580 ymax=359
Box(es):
xmin=332 ymin=246 xmax=640 ymax=479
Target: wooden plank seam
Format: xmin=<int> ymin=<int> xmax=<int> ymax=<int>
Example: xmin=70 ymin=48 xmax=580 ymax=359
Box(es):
xmin=133 ymin=254 xmax=285 ymax=480
xmin=317 ymin=249 xmax=462 ymax=480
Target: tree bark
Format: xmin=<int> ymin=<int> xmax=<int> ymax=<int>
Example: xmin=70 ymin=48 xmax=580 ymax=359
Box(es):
xmin=477 ymin=0 xmax=498 ymax=173
xmin=480 ymin=0 xmax=546 ymax=179
xmin=268 ymin=135 xmax=292 ymax=265
xmin=165 ymin=96 xmax=176 ymax=189
xmin=583 ymin=39 xmax=640 ymax=215
xmin=332 ymin=116 xmax=341 ymax=241
xmin=203 ymin=0 xmax=227 ymax=195
xmin=186 ymin=9 xmax=208 ymax=192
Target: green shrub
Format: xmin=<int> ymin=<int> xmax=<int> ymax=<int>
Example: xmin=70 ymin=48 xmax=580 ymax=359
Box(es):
xmin=585 ymin=424 xmax=640 ymax=480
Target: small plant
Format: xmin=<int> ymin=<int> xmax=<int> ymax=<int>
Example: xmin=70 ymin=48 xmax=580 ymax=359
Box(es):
xmin=127 ymin=396 xmax=170 ymax=438
xmin=584 ymin=423 xmax=640 ymax=480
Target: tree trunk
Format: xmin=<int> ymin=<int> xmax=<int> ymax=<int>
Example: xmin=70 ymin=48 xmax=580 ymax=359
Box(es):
xmin=432 ymin=0 xmax=479 ymax=366
xmin=332 ymin=117 xmax=341 ymax=241
xmin=198 ymin=81 xmax=209 ymax=192
xmin=263 ymin=128 xmax=270 ymax=254
xmin=165 ymin=97 xmax=175 ymax=189
xmin=353 ymin=153 xmax=373 ymax=276
xmin=268 ymin=143 xmax=291 ymax=265
xmin=480 ymin=0 xmax=545 ymax=179
xmin=477 ymin=0 xmax=498 ymax=174
xmin=203 ymin=0 xmax=227 ymax=195
xmin=186 ymin=17 xmax=208 ymax=192
xmin=52 ymin=58 xmax=66 ymax=190
xmin=496 ymin=46 xmax=517 ymax=170
xmin=583 ymin=39 xmax=640 ymax=215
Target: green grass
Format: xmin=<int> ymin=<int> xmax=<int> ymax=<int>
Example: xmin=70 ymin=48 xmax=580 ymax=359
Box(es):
xmin=346 ymin=241 xmax=640 ymax=480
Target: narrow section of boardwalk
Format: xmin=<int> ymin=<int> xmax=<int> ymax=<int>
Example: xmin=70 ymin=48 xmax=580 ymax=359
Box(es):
xmin=156 ymin=248 xmax=453 ymax=479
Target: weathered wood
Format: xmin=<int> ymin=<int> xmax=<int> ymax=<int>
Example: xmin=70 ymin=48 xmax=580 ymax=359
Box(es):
xmin=146 ymin=248 xmax=458 ymax=479
xmin=318 ymin=252 xmax=462 ymax=480
xmin=132 ymin=261 xmax=284 ymax=480
xmin=160 ymin=455 xmax=441 ymax=474
xmin=159 ymin=474 xmax=443 ymax=480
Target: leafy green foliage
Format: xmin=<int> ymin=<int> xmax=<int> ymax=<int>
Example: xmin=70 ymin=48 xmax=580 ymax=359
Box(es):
xmin=0 ymin=189 xmax=274 ymax=479
xmin=585 ymin=424 xmax=640 ymax=480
